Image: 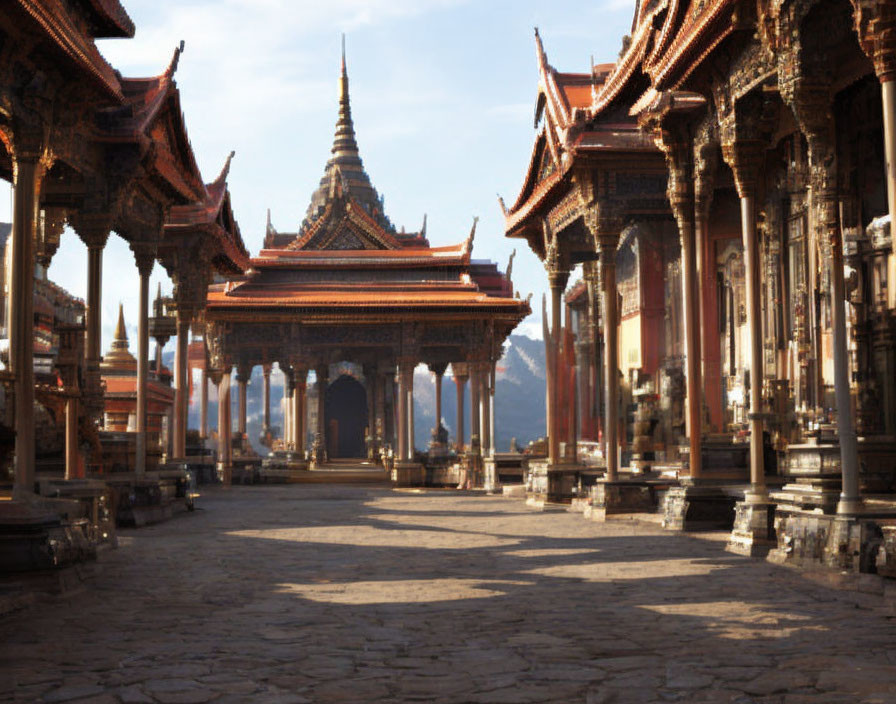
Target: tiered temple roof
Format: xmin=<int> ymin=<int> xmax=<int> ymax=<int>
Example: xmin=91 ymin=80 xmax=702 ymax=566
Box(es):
xmin=210 ymin=51 xmax=528 ymax=330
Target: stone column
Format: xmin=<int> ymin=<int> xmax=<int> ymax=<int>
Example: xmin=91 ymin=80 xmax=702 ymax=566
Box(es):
xmin=314 ymin=365 xmax=328 ymax=463
xmin=598 ymin=243 xmax=619 ymax=482
xmin=407 ymin=363 xmax=416 ymax=458
xmin=480 ymin=362 xmax=492 ymax=457
xmin=217 ymin=368 xmax=232 ymax=485
xmin=9 ymin=154 xmax=41 ymax=498
xmin=433 ymin=365 xmax=444 ymax=440
xmin=173 ymin=311 xmax=191 ymax=460
xmin=489 ymin=361 xmax=497 ymax=456
xmin=133 ymin=250 xmax=154 ymax=475
xmin=293 ymin=366 xmax=307 ymax=458
xmin=663 ymin=130 xmax=704 ymax=480
xmin=282 ymin=367 xmax=294 ymax=450
xmin=65 ymin=394 xmax=79 ymax=481
xmin=853 ymin=4 xmax=896 ymax=306
xmin=236 ymin=364 xmax=250 ymax=440
xmin=397 ymin=361 xmax=410 ymax=461
xmin=262 ymin=364 xmax=272 ymax=438
xmin=376 ymin=366 xmax=387 ymax=451
xmin=453 ymin=364 xmax=468 ymax=451
xmin=722 ymin=139 xmax=767 ymax=500
xmin=548 ymin=268 xmax=570 ymax=466
xmin=469 ymin=361 xmax=481 ymax=452
xmin=366 ymin=367 xmax=377 ymax=458
xmin=695 ymin=137 xmax=723 ymax=431
xmin=199 ymin=368 xmax=209 ymax=439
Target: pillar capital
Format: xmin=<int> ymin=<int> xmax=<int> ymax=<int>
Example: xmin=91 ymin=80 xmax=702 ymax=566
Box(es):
xmin=292 ymin=363 xmax=309 ymax=386
xmin=428 ymin=362 xmax=448 ymax=377
xmin=452 ymin=362 xmax=469 ymax=382
xmin=853 ymin=0 xmax=896 ymax=82
xmin=129 ymin=240 xmax=158 ymax=279
xmin=236 ymin=362 xmax=252 ymax=384
xmin=69 ymin=211 xmax=113 ymax=249
xmin=36 ymin=206 xmax=66 ymax=270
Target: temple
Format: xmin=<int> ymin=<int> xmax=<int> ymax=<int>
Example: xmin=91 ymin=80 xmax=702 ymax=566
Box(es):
xmin=504 ymin=0 xmax=896 ymax=569
xmin=203 ymin=45 xmax=529 ymax=486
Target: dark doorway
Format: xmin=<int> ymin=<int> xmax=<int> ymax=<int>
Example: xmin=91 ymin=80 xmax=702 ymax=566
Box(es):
xmin=324 ymin=374 xmax=368 ymax=458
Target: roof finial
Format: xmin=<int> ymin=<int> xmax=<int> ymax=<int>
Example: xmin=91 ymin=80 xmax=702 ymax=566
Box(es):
xmin=534 ymin=27 xmax=547 ymax=71
xmin=215 ymin=150 xmax=235 ymax=184
xmin=166 ymin=40 xmax=185 ymax=78
xmin=465 ymin=216 xmax=479 ymax=256
xmin=420 ymin=213 xmax=427 ymax=237
xmin=114 ymin=302 xmax=127 ymax=343
xmin=332 ymin=35 xmax=359 ymax=159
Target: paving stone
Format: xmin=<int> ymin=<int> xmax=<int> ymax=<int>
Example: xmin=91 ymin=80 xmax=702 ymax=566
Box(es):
xmin=41 ymin=684 xmax=106 ymax=702
xmin=2 ymin=485 xmax=896 ymax=703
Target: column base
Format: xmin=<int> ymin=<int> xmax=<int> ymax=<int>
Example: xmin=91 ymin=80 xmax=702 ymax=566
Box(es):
xmin=525 ymin=458 xmax=584 ymax=506
xmin=768 ymin=507 xmax=884 ymax=573
xmin=483 ymin=456 xmax=500 ymax=494
xmin=392 ymin=461 xmax=425 ymax=487
xmin=216 ymin=461 xmax=232 ymax=487
xmin=585 ymin=479 xmax=657 ymax=521
xmin=726 ymin=501 xmax=776 ymax=557
xmin=0 ymin=501 xmax=97 ymax=572
xmin=661 ymin=484 xmax=737 ymax=531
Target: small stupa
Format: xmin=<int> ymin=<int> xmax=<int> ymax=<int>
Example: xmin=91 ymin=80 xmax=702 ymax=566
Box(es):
xmin=100 ymin=303 xmax=137 ymax=374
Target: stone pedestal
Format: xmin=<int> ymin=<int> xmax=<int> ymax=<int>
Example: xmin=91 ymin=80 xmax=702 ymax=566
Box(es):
xmin=0 ymin=501 xmax=97 ymax=573
xmin=525 ymin=458 xmax=583 ymax=506
xmin=727 ymin=501 xmax=776 ymax=556
xmin=662 ymin=484 xmax=737 ymax=531
xmin=392 ymin=461 xmax=425 ymax=487
xmin=586 ymin=479 xmax=656 ymax=521
xmin=768 ymin=510 xmax=883 ymax=573
xmin=483 ymin=456 xmax=499 ymax=493
xmin=771 ymin=442 xmax=842 ymax=513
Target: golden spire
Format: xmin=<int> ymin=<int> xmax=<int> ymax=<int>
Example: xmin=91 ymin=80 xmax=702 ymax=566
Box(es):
xmin=101 ymin=302 xmax=137 ymax=372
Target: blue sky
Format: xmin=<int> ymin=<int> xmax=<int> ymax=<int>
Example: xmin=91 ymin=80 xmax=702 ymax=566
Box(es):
xmin=4 ymin=0 xmax=635 ymax=352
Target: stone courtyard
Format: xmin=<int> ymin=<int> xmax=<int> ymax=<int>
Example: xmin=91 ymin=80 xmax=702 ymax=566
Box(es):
xmin=3 ymin=484 xmax=896 ymax=703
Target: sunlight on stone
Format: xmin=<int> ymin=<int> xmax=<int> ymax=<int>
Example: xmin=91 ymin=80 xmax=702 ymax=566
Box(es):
xmin=637 ymin=601 xmax=827 ymax=640
xmin=275 ymin=578 xmax=534 ymax=604
xmin=360 ymin=511 xmax=592 ymax=539
xmin=523 ymin=558 xmax=727 ymax=582
xmin=227 ymin=526 xmax=520 ymax=549
xmin=503 ymin=548 xmax=601 ymax=558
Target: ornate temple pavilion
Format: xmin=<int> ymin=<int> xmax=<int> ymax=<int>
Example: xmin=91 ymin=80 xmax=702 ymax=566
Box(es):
xmin=204 ymin=49 xmax=529 ymax=484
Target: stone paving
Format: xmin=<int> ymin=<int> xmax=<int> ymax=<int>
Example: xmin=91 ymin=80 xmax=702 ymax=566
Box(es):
xmin=3 ymin=484 xmax=896 ymax=703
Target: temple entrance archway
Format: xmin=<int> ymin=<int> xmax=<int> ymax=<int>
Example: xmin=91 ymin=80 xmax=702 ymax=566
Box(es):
xmin=325 ymin=374 xmax=368 ymax=458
